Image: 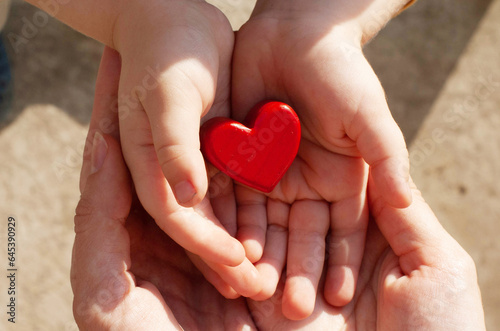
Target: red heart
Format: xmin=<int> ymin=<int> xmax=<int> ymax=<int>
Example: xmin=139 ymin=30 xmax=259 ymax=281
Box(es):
xmin=200 ymin=101 xmax=301 ymax=193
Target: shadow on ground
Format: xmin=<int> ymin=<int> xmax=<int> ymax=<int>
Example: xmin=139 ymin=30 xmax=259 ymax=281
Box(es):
xmin=1 ymin=1 xmax=102 ymax=129
xmin=365 ymin=0 xmax=493 ymax=143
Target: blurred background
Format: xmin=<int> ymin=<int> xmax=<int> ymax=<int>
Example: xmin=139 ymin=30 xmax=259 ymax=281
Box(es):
xmin=0 ymin=0 xmax=499 ymax=329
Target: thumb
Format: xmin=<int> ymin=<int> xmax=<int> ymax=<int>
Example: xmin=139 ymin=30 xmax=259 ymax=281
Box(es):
xmin=72 ymin=133 xmax=187 ymax=330
xmin=76 ymin=132 xmax=132 ymax=227
xmin=79 ymin=47 xmax=121 ymax=194
xmin=353 ymin=75 xmax=412 ymax=209
xmin=71 ymin=132 xmax=134 ymax=316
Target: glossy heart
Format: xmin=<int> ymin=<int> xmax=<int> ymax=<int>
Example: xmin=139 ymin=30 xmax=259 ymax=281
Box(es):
xmin=200 ymin=101 xmax=301 ymax=193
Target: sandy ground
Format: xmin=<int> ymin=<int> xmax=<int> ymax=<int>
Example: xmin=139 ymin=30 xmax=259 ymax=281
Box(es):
xmin=0 ymin=0 xmax=499 ymax=330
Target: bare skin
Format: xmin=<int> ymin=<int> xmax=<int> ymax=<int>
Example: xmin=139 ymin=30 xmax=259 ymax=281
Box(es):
xmin=72 ymin=48 xmax=485 ymax=331
xmin=229 ymin=0 xmax=413 ymax=318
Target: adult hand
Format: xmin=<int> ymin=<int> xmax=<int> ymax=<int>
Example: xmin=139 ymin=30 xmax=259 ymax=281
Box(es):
xmin=248 ymin=177 xmax=486 ymax=330
xmin=71 ymin=127 xmax=257 ymax=330
xmin=231 ymin=0 xmax=413 ymax=318
xmin=72 ymin=133 xmax=485 ymax=330
xmin=75 ymin=48 xmax=262 ymax=306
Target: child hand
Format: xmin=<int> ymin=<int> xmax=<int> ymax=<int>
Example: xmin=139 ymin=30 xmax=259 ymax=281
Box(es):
xmin=231 ymin=0 xmax=412 ymax=319
xmin=111 ymin=1 xmax=247 ymax=269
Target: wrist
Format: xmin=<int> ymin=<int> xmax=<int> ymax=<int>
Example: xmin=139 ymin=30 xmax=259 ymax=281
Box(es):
xmin=113 ymin=0 xmax=229 ymax=55
xmin=252 ymin=0 xmax=364 ymax=45
xmin=113 ymin=0 xmax=167 ymax=54
xmin=252 ymin=0 xmax=413 ymax=45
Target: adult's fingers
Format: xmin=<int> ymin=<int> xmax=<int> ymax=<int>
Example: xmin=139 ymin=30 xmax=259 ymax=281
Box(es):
xmin=251 ymin=198 xmax=289 ymax=301
xmin=324 ymin=192 xmax=369 ymax=307
xmin=80 ymin=47 xmax=121 ymax=194
xmin=72 ymin=133 xmax=180 ymax=329
xmin=208 ymin=168 xmax=237 ymax=237
xmin=351 ymin=63 xmax=412 ymax=209
xmin=368 ymin=176 xmax=452 ymax=272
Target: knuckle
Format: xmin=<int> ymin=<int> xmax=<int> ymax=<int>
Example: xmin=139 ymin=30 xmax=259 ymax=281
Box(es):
xmin=75 ymin=195 xmax=93 ymax=217
xmin=74 ymin=196 xmax=95 ymax=234
xmin=156 ymin=144 xmax=191 ymax=172
xmin=437 ymin=244 xmax=478 ymax=286
xmin=368 ymin=193 xmax=388 ymax=219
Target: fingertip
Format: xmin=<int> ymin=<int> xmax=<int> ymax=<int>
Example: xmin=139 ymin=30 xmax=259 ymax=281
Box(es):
xmin=237 ymin=263 xmax=263 ymax=298
xmin=324 ymin=266 xmax=356 ymax=307
xmin=221 ymin=288 xmax=241 ymax=300
xmin=164 ymin=208 xmax=245 ymax=267
xmin=249 ymin=266 xmax=278 ymax=301
xmin=241 ymin=238 xmax=264 ymax=264
xmin=355 ymin=105 xmax=412 ymax=208
xmin=203 ymin=269 xmax=242 ymax=299
xmin=282 ymin=296 xmax=314 ymax=321
xmin=206 ymin=258 xmax=263 ymax=298
xmin=282 ymin=280 xmax=315 ymax=320
xmin=250 ymin=284 xmax=275 ymax=302
xmin=188 ymin=253 xmax=241 ymax=299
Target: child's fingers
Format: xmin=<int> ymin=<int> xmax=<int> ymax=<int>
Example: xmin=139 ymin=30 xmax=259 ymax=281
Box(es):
xmin=189 ymin=249 xmax=264 ymax=300
xmin=235 ymin=186 xmax=268 ymax=263
xmin=282 ymin=200 xmax=329 ymax=320
xmin=251 ymin=199 xmax=289 ymax=301
xmin=324 ymin=193 xmax=369 ymax=307
xmin=119 ymin=58 xmax=215 ymax=208
xmin=204 ymin=257 xmax=263 ymax=298
xmin=117 ymin=84 xmax=245 ymax=267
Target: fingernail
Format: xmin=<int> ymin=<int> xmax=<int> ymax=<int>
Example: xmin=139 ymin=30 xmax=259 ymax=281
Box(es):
xmin=91 ymin=132 xmax=108 ymax=174
xmin=174 ymin=180 xmax=196 ymax=204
